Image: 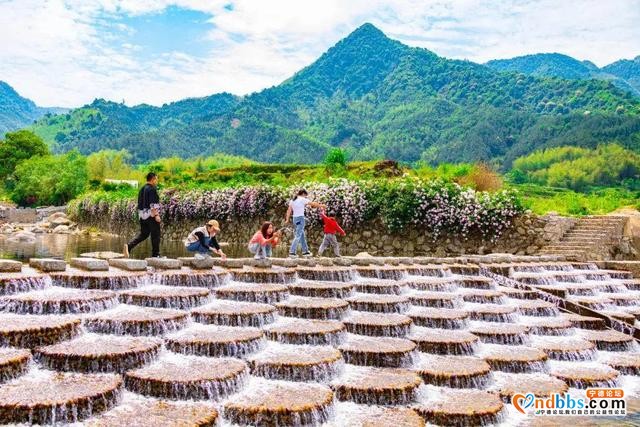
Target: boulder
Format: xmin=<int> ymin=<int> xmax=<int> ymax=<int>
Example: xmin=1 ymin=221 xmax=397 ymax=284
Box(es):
xmin=70 ymin=257 xmax=109 ymax=271
xmin=50 ymin=216 xmax=71 ymax=226
xmin=53 ymin=225 xmax=70 ymax=234
xmin=9 ymin=231 xmax=36 ymax=243
xmin=0 ymin=224 xmax=14 ymax=234
xmin=145 ymin=257 xmax=182 ymax=270
xmin=29 ymin=258 xmax=66 ymax=272
xmin=108 ymin=258 xmax=148 ymax=271
xmin=0 ymin=260 xmax=22 ymax=272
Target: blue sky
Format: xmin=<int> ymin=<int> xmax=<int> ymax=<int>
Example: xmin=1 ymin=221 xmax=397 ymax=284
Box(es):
xmin=0 ymin=0 xmax=638 ymax=107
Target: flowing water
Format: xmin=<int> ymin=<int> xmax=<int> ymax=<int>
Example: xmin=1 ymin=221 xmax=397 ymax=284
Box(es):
xmin=0 ymin=257 xmax=637 ymax=425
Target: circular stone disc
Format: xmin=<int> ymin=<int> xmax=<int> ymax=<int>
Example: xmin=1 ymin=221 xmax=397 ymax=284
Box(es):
xmin=331 ymin=365 xmax=422 ymax=405
xmin=165 ymin=324 xmax=264 ymax=357
xmin=346 ymin=294 xmax=409 ymax=313
xmin=247 ymin=344 xmax=343 ymax=382
xmin=265 ymin=319 xmax=345 ymax=345
xmin=409 ymin=292 xmax=460 ymax=308
xmin=481 ymin=345 xmax=547 ymax=372
xmin=532 ymin=337 xmax=596 ymax=360
xmin=343 ymin=312 xmax=412 ymax=337
xmin=192 ymin=300 xmax=276 ymax=327
xmin=0 ymin=314 xmax=81 ymax=348
xmin=579 ymin=329 xmax=634 ymax=350
xmin=519 ymin=317 xmax=573 ymax=335
xmin=35 ymin=334 xmax=162 ymax=373
xmin=0 ymin=371 xmax=122 ymax=424
xmin=84 ymin=305 xmax=188 ymax=336
xmin=0 ymin=348 xmax=31 ymax=382
xmin=125 ymin=355 xmax=248 ymax=400
xmin=413 ymin=354 xmax=490 ymax=387
xmin=408 ymin=327 xmax=478 ymax=355
xmin=601 ymin=353 xmax=640 ymax=375
xmin=276 ymin=296 xmax=348 ymax=319
xmin=0 ymin=287 xmax=117 ymax=314
xmin=491 ymin=372 xmax=568 ymax=402
xmin=550 ymin=364 xmax=619 ymax=388
xmin=86 ymin=399 xmax=219 ymax=426
xmin=117 ymin=285 xmax=210 ymax=309
xmin=413 ymin=389 xmax=503 ymax=426
xmin=223 ymin=380 xmax=334 ymax=426
xmin=334 ymin=403 xmax=425 ymax=427
xmin=287 ymin=281 xmax=354 ymax=298
xmin=354 ymin=280 xmax=405 ymax=294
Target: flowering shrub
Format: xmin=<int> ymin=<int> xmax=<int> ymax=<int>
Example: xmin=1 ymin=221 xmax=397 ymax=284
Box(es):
xmin=70 ymin=178 xmax=524 ymax=240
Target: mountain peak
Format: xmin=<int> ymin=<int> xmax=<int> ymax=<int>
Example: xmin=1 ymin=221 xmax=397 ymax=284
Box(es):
xmin=347 ymin=23 xmax=386 ymax=39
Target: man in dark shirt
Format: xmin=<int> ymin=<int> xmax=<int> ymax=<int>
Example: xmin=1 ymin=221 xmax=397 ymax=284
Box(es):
xmin=123 ymin=172 xmax=161 ymax=258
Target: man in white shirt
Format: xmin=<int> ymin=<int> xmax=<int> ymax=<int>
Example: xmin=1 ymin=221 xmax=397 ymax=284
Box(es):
xmin=285 ymin=189 xmax=325 ymax=257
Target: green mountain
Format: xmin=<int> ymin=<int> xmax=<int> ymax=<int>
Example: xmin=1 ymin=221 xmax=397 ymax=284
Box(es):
xmin=602 ymin=56 xmax=640 ymax=95
xmin=0 ymin=82 xmax=66 ymax=135
xmin=29 ymin=23 xmax=640 ymax=167
xmin=486 ymin=53 xmax=640 ymax=96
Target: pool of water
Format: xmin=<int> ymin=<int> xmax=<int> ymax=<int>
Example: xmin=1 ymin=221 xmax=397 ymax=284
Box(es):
xmin=0 ymin=233 xmax=291 ymax=260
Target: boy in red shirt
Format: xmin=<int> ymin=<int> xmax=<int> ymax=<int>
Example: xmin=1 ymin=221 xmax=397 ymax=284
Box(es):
xmin=318 ymin=209 xmax=346 ymax=257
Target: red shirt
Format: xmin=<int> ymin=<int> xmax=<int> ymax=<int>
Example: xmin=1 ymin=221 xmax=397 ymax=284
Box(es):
xmin=321 ymin=213 xmax=345 ymax=236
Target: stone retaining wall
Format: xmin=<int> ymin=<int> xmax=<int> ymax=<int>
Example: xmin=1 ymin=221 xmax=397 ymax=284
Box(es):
xmin=77 ymin=210 xmax=575 ymax=257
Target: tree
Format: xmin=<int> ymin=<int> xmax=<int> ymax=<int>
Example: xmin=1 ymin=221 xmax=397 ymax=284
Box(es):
xmin=86 ymin=149 xmax=133 ymax=182
xmin=0 ymin=130 xmax=49 ymax=179
xmin=11 ymin=150 xmax=88 ymax=206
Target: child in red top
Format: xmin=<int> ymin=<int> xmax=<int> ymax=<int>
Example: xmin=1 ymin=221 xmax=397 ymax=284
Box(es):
xmin=318 ymin=209 xmax=346 ymax=257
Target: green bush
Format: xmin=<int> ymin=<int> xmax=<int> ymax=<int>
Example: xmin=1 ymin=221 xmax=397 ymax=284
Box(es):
xmin=10 ymin=151 xmax=88 ymax=206
xmin=0 ymin=130 xmax=50 ymax=180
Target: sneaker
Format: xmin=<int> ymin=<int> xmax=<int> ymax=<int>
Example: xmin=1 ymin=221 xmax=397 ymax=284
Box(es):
xmin=123 ymin=244 xmax=129 ymax=258
xmin=288 ymin=253 xmax=298 ymax=258
xmin=194 ymin=253 xmax=206 ymax=260
xmin=302 ymin=252 xmax=313 ymax=258
xmin=254 ymin=254 xmax=263 ymax=260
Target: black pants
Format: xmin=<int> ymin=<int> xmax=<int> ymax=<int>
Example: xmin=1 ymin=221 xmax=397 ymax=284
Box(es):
xmin=127 ymin=218 xmax=160 ymax=257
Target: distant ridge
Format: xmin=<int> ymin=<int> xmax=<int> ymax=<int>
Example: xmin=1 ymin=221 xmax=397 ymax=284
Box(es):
xmin=0 ymin=82 xmax=67 ymax=135
xmin=8 ymin=23 xmax=639 ymax=167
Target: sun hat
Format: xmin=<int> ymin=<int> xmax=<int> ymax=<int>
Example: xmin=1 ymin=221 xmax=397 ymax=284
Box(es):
xmin=206 ymin=220 xmax=220 ymax=231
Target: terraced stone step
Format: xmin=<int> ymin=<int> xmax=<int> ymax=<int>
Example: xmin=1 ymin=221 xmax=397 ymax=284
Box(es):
xmin=29 ymin=258 xmax=67 ymax=272
xmin=70 ymin=257 xmax=109 ymax=271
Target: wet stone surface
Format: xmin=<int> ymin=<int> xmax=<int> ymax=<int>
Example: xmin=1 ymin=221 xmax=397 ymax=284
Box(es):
xmin=0 ymin=258 xmax=638 ymax=426
xmin=117 ymin=285 xmax=210 ymax=310
xmin=84 ymin=305 xmax=189 ymax=336
xmin=0 ymin=371 xmax=123 ymax=424
xmin=35 ymin=334 xmax=162 ymax=373
xmin=413 ymin=354 xmax=491 ymax=388
xmin=412 ymin=388 xmax=504 ymax=426
xmin=247 ymin=343 xmax=343 ymax=382
xmin=191 ymin=300 xmax=276 ymax=327
xmin=165 ymin=324 xmax=264 ymax=358
xmin=86 ymin=397 xmax=219 ymax=426
xmin=343 ymin=311 xmax=412 ymax=337
xmin=491 ymin=372 xmax=568 ymax=402
xmin=222 ymin=380 xmax=334 ymax=426
xmin=125 ymin=354 xmax=248 ymax=400
xmin=0 ymin=348 xmax=31 ymax=383
xmin=330 ymin=365 xmax=422 ymax=405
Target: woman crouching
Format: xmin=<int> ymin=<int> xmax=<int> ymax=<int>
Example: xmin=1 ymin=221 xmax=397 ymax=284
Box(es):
xmin=184 ymin=220 xmax=227 ymax=260
xmin=248 ymin=222 xmax=281 ymax=259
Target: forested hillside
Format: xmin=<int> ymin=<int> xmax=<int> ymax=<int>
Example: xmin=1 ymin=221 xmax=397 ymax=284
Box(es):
xmin=26 ymin=24 xmax=640 ymax=166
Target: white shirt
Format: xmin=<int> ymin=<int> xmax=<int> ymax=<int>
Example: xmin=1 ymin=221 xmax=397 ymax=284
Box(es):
xmin=184 ymin=226 xmax=210 ymax=247
xmin=289 ymin=197 xmax=310 ymax=217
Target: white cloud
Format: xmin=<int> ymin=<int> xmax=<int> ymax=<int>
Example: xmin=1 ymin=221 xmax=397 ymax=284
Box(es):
xmin=0 ymin=0 xmax=638 ymax=107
